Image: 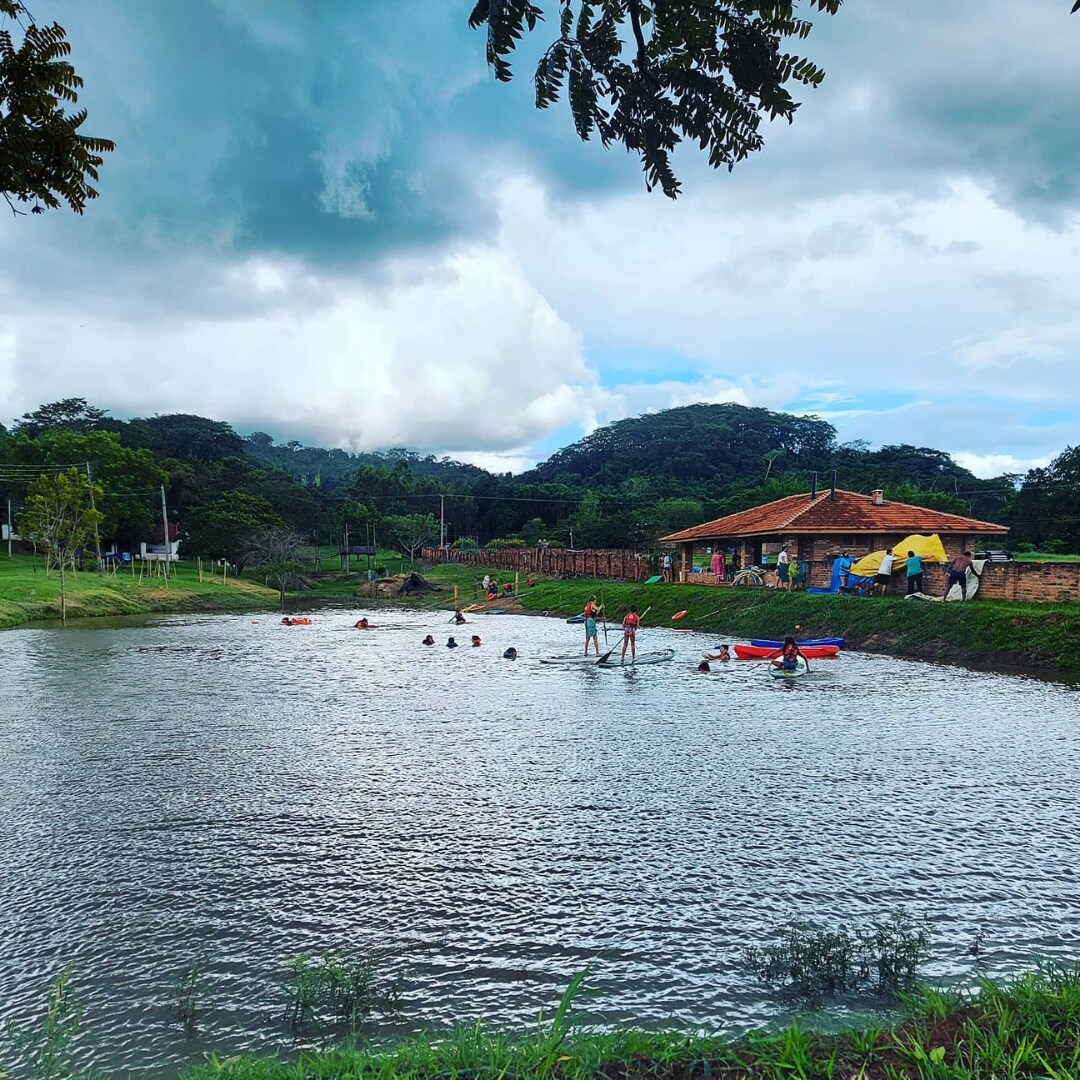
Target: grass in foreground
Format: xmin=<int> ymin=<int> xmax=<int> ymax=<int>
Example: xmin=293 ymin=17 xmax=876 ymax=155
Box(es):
xmin=0 ymin=552 xmax=278 ymax=628
xmin=185 ymin=968 xmax=1080 ymax=1080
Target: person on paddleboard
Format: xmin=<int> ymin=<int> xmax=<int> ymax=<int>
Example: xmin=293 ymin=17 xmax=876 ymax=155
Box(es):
xmin=583 ymin=594 xmax=603 ymax=656
xmin=771 ymin=636 xmax=808 ymax=673
xmin=621 ymin=605 xmax=640 ymax=663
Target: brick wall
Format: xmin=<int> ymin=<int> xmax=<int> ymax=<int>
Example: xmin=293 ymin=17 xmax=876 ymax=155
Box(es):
xmin=806 ymin=559 xmax=1080 ymax=603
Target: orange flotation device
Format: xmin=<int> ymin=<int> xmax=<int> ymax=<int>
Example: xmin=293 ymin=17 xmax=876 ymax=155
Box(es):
xmin=672 ymin=610 xmax=688 ymax=621
xmin=282 ymin=616 xmax=311 ymax=626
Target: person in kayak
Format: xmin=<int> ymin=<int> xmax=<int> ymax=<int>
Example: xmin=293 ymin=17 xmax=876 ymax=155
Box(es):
xmin=583 ymin=594 xmax=603 ymax=656
xmin=452 ymin=609 xmax=467 ymax=625
xmin=422 ymin=635 xmax=435 ymax=645
xmin=620 ymin=605 xmax=640 ymax=663
xmin=771 ymin=636 xmax=808 ymax=673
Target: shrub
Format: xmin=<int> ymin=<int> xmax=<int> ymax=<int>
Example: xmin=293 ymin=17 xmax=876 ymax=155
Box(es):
xmin=486 ymin=537 xmax=526 ymax=549
xmin=284 ymin=948 xmax=405 ymax=1033
xmin=741 ymin=908 xmax=931 ymax=1002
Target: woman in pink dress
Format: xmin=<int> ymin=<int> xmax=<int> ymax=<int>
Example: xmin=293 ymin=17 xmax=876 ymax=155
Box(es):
xmin=710 ymin=548 xmax=726 ymax=581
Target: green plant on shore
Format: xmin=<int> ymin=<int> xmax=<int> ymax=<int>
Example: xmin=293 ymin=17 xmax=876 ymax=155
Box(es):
xmin=741 ymin=907 xmax=931 ymax=1002
xmin=283 ymin=948 xmax=405 ymax=1033
xmin=183 ymin=967 xmax=1080 ymax=1080
xmin=172 ymin=957 xmax=209 ymax=1034
xmin=2 ymin=965 xmax=81 ymax=1080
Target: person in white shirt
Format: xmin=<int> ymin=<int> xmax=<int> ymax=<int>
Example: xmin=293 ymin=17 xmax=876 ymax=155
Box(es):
xmin=776 ymin=546 xmax=791 ymax=591
xmin=874 ymin=548 xmax=895 ymax=596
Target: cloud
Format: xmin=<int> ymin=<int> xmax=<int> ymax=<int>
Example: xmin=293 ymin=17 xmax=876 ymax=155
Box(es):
xmin=1 ymin=248 xmax=601 ymax=455
xmin=2 ymin=0 xmax=1079 ymax=476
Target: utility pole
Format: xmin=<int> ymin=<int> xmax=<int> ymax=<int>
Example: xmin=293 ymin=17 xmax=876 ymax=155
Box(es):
xmin=6 ymin=497 xmax=11 ymax=558
xmin=159 ymin=485 xmax=170 ymax=587
xmin=440 ymin=494 xmax=445 ymax=551
xmin=87 ymin=463 xmax=104 ymax=574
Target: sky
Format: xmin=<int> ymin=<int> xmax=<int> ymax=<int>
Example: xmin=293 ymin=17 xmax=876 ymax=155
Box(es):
xmin=1 ymin=0 xmax=1078 ymax=477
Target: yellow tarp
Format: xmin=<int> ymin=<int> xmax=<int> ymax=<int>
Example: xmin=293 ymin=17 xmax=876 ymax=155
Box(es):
xmin=851 ymin=534 xmax=948 ymax=577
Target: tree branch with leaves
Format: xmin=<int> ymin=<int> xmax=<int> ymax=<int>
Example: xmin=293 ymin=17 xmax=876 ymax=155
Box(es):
xmin=0 ymin=0 xmax=114 ymax=215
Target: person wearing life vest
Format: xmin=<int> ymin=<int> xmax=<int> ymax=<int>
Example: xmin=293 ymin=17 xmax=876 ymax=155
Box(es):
xmin=620 ymin=605 xmax=640 ymax=663
xmin=771 ymin=636 xmax=808 ymax=672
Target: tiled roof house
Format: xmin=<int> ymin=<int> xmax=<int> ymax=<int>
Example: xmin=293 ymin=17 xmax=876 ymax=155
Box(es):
xmin=661 ymin=488 xmax=1007 ymax=582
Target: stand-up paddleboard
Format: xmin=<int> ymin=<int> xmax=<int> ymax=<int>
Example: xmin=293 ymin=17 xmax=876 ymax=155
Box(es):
xmin=597 ymin=648 xmax=675 ymax=668
xmin=769 ymin=656 xmax=809 ymax=678
xmin=539 ymin=653 xmax=610 ymax=665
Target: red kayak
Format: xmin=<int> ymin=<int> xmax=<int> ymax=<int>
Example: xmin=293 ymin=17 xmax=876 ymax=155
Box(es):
xmin=734 ymin=643 xmax=840 ymax=659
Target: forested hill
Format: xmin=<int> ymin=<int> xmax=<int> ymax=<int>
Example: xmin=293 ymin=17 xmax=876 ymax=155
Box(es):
xmin=525 ymin=403 xmax=1002 ymax=510
xmin=6 ymin=398 xmax=1076 ymax=553
xmin=527 ymin=404 xmax=835 ymax=486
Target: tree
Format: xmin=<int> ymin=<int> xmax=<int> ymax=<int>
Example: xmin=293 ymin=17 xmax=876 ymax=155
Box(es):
xmin=382 ymin=512 xmax=438 ymax=564
xmin=243 ymin=527 xmax=308 ymax=604
xmin=181 ymin=493 xmax=285 ymax=572
xmin=17 ymin=467 xmax=103 ymax=622
xmin=470 ymin=0 xmax=840 ymax=197
xmin=14 ymin=398 xmax=109 ymax=435
xmin=0 ymin=1 xmax=114 ymax=215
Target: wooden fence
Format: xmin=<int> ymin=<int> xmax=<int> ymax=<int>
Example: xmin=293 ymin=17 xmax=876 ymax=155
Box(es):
xmin=422 ymin=547 xmax=652 ymax=582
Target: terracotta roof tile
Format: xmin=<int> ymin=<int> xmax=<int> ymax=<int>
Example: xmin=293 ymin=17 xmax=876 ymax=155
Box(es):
xmin=661 ymin=489 xmax=1009 ymax=543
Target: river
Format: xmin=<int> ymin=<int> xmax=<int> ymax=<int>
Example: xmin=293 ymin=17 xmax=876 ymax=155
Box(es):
xmin=1 ymin=609 xmax=1078 ymax=1075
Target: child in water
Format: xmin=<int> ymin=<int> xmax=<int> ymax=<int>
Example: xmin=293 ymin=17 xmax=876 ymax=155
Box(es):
xmin=422 ymin=635 xmax=435 ymax=645
xmin=703 ymin=644 xmax=731 ymax=662
xmin=446 ymin=637 xmax=458 ymax=649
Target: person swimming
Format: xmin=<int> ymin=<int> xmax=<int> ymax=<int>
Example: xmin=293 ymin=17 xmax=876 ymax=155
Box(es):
xmin=697 ymin=660 xmax=711 ymax=672
xmin=503 ymin=647 xmax=518 ymax=660
xmin=471 ymin=635 xmax=481 ymax=647
xmin=354 ymin=617 xmax=373 ymax=629
xmin=422 ymin=635 xmax=435 ymax=645
xmin=446 ymin=637 xmax=458 ymax=648
xmin=703 ymin=644 xmax=731 ymax=661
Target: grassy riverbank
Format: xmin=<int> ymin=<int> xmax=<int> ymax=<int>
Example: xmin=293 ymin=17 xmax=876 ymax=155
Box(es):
xmin=187 ymin=969 xmax=1080 ymax=1080
xmin=406 ymin=564 xmax=1080 ymax=673
xmin=0 ymin=553 xmax=279 ymax=628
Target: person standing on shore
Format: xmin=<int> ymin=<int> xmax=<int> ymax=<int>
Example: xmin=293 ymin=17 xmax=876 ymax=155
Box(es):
xmin=662 ymin=551 xmax=673 ymax=582
xmin=620 ymin=605 xmax=640 ymax=663
xmin=874 ymin=548 xmax=895 ymax=596
xmin=905 ymin=550 xmax=924 ymax=595
xmin=945 ymin=551 xmax=974 ymax=600
xmin=776 ymin=545 xmax=790 ymax=591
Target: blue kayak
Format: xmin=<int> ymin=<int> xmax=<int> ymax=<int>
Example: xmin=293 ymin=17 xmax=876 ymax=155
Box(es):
xmin=750 ymin=637 xmax=845 ymax=649
xmin=566 ymin=614 xmax=586 ymax=624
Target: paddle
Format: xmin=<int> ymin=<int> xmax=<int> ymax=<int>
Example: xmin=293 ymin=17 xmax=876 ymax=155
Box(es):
xmin=600 ymin=584 xmax=609 ymax=644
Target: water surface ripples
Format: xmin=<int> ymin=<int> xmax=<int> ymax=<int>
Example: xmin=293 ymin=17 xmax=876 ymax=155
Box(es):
xmin=1 ymin=610 xmax=1078 ymax=1074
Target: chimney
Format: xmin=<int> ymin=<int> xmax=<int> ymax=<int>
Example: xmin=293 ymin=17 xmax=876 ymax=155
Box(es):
xmin=810 ymin=472 xmax=818 ymax=500
xmin=871 ymin=489 xmax=884 ymax=506
xmin=830 ymin=470 xmax=837 ymax=501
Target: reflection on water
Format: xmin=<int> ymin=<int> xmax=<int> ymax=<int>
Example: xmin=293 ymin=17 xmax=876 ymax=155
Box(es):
xmin=1 ymin=610 xmax=1079 ymax=1075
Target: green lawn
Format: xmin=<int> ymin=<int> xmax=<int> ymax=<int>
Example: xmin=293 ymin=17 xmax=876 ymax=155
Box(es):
xmin=1013 ymin=551 xmax=1080 ymax=562
xmin=0 ymin=552 xmax=278 ymax=628
xmin=182 ymin=968 xmax=1080 ymax=1080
